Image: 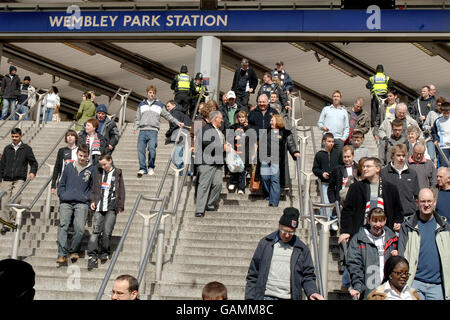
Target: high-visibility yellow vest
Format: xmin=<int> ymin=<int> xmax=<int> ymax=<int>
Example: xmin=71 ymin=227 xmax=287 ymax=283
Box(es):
xmin=176 ymin=73 xmax=191 ymax=92
xmin=370 ymin=72 xmax=389 ymax=95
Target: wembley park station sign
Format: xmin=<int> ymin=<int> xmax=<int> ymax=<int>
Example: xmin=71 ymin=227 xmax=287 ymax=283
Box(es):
xmin=0 ymin=9 xmax=449 ymax=33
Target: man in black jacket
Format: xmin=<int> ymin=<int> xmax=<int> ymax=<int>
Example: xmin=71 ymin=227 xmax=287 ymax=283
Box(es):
xmin=96 ymin=104 xmax=120 ymax=154
xmin=256 ymin=72 xmax=288 ymax=111
xmin=245 ymin=207 xmax=324 ymax=300
xmin=339 ymin=157 xmax=403 ymax=247
xmin=231 ymin=59 xmax=258 ymax=111
xmin=1 ymin=66 xmax=21 ymax=120
xmin=0 ymin=128 xmax=38 ymax=232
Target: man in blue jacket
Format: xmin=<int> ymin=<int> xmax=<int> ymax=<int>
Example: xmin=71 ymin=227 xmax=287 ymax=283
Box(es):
xmin=245 ymin=207 xmax=324 ymax=300
xmin=56 ymin=144 xmax=96 ymax=265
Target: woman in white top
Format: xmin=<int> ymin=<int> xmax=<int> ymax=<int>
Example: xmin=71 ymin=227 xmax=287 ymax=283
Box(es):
xmin=42 ymin=86 xmax=60 ymax=122
xmin=367 ymin=256 xmax=420 ymax=300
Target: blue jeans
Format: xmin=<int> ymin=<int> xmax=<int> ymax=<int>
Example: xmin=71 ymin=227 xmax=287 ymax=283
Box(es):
xmin=261 ymin=162 xmax=280 ymax=206
xmin=41 ymin=107 xmax=55 ymax=122
xmin=342 ymin=268 xmax=351 ymax=288
xmin=87 ymin=210 xmax=117 ymax=259
xmin=333 ymin=138 xmax=345 ymax=155
xmin=412 ymin=279 xmax=444 ymax=300
xmin=426 ymin=140 xmax=436 ymax=163
xmin=17 ymin=104 xmax=30 ymax=121
xmin=437 ymin=147 xmax=450 ymax=168
xmin=1 ymin=98 xmax=17 ymax=120
xmin=172 ymin=143 xmax=185 ymax=169
xmin=57 ymin=202 xmax=89 ymax=257
xmin=137 ymin=130 xmax=158 ymax=171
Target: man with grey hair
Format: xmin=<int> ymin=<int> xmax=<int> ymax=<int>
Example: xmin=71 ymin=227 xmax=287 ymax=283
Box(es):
xmin=347 ymin=97 xmax=370 ymax=143
xmin=194 ymin=111 xmax=231 ymax=217
xmin=378 ymin=103 xmax=421 ymax=140
xmin=429 ymin=84 xmax=437 ymax=101
xmin=436 ymin=166 xmax=450 ymax=221
xmin=408 ymin=142 xmax=437 ymax=190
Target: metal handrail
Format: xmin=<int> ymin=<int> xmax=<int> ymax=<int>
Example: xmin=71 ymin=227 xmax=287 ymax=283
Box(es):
xmin=190 ymin=89 xmax=211 ymax=122
xmin=0 ymin=90 xmax=48 ymax=139
xmin=136 ymin=196 xmax=168 ymax=284
xmin=96 ymin=129 xmax=192 ymax=299
xmin=0 ymin=95 xmax=31 ymax=129
xmin=436 ymin=144 xmax=450 ymax=167
xmin=8 ymin=121 xmax=75 ymax=205
xmin=95 ymin=193 xmax=167 ymax=300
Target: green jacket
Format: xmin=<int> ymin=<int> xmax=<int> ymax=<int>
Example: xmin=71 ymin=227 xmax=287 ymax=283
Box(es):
xmin=398 ymin=211 xmax=450 ymax=300
xmin=75 ymin=100 xmax=96 ymax=131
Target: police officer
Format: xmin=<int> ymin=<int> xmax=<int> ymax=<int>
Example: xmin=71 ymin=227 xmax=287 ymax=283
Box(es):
xmin=171 ymin=64 xmax=195 ymax=114
xmin=191 ymin=72 xmax=208 ymax=118
xmin=231 ymin=59 xmax=258 ymax=112
xmin=366 ymin=64 xmax=393 ymax=128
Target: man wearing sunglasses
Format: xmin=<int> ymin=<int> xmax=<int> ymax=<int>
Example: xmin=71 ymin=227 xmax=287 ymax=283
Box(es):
xmin=245 ymin=207 xmax=324 ymax=300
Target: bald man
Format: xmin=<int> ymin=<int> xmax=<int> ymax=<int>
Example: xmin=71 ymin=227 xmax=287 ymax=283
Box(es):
xmin=399 ymin=188 xmax=450 ymax=300
xmin=436 ymin=167 xmax=450 ymax=221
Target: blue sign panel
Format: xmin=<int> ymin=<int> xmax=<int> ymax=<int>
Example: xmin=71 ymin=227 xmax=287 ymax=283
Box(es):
xmin=0 ymin=10 xmax=448 ymax=33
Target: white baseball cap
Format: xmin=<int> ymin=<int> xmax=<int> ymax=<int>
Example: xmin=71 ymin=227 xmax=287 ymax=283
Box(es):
xmin=227 ymin=91 xmax=236 ymax=99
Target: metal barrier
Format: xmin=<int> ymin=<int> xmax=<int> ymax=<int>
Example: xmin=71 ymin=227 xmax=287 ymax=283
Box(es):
xmin=0 ymin=90 xmax=49 ymax=140
xmin=0 ymin=94 xmax=31 ymax=129
xmin=115 ymin=88 xmax=132 ymax=131
xmin=6 ymin=121 xmax=75 ymax=259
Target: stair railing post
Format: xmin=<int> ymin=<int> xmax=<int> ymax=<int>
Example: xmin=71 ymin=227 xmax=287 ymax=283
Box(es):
xmin=155 ymin=214 xmax=170 ymax=282
xmin=44 ymin=163 xmax=54 ymax=225
xmin=312 ymin=202 xmax=339 ymax=300
xmin=11 ymin=207 xmax=26 ymax=259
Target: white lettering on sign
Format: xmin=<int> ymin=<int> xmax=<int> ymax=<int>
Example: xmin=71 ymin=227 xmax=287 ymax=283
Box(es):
xmin=50 ymin=13 xmax=228 ymax=29
xmin=366 ymin=5 xmax=381 ymax=30
xmin=50 ymin=15 xmax=119 ymax=28
xmin=165 ymin=14 xmax=228 ymax=27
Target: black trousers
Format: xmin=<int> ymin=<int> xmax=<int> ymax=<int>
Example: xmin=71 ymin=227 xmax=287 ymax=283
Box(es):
xmin=175 ymin=92 xmax=191 ymax=114
xmin=370 ymin=93 xmax=387 ymax=127
xmin=235 ymin=91 xmax=250 ymax=110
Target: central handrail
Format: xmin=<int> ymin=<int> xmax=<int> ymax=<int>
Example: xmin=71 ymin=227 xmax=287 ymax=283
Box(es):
xmin=96 ymin=127 xmax=192 ymax=299
xmin=95 ymin=193 xmax=167 ymax=300
xmin=8 ymin=121 xmax=75 ymax=205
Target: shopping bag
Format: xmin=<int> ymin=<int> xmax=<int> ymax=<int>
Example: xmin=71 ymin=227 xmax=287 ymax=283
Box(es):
xmin=226 ymin=148 xmax=245 ymax=173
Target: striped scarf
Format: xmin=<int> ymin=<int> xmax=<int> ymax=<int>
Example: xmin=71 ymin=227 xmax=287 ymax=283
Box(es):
xmin=86 ymin=133 xmax=101 ymax=157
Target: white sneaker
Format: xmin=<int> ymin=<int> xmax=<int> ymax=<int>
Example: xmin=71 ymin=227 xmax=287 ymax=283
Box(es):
xmin=237 ymin=190 xmax=244 ymax=195
xmin=330 ymin=221 xmax=339 ymax=232
xmin=137 ymin=170 xmax=145 ymax=177
xmin=228 ymin=184 xmax=236 ymax=191
xmin=148 ymin=168 xmax=154 ymax=176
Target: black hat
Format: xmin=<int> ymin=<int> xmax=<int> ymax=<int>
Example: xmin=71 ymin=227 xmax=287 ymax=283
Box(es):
xmin=195 ymin=72 xmax=203 ymax=80
xmin=279 ymin=207 xmax=300 ymax=229
xmin=180 ymin=65 xmax=188 ymax=73
xmin=376 ymin=64 xmax=384 ymax=72
xmin=9 ymin=65 xmax=17 ymax=73
xmin=24 ymin=76 xmax=31 ymax=81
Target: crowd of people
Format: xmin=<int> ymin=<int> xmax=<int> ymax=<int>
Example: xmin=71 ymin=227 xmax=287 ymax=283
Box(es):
xmin=1 ymin=59 xmax=450 ymax=301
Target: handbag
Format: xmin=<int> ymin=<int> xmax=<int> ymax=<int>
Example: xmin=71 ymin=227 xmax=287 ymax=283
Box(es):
xmin=249 ymin=165 xmax=260 ymax=192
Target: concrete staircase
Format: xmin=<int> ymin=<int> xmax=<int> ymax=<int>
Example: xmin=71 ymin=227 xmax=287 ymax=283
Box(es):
xmin=0 ymin=119 xmax=380 ymax=300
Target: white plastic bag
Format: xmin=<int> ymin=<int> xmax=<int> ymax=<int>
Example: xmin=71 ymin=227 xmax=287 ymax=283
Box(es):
xmin=226 ymin=148 xmax=245 ymax=173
